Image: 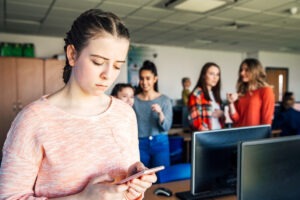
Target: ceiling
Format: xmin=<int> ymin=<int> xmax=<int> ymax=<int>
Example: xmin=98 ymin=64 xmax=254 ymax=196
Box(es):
xmin=1 ymin=0 xmax=300 ymax=53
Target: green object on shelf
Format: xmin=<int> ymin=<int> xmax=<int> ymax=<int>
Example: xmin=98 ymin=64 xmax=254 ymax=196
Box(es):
xmin=23 ymin=43 xmax=35 ymax=57
xmin=12 ymin=43 xmax=23 ymax=57
xmin=0 ymin=42 xmax=13 ymax=56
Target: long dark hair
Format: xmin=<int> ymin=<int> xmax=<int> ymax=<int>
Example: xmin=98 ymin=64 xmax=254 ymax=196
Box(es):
xmin=192 ymin=62 xmax=222 ymax=103
xmin=135 ymin=60 xmax=159 ymax=94
xmin=63 ymin=9 xmax=130 ymax=84
xmin=237 ymin=58 xmax=270 ymax=95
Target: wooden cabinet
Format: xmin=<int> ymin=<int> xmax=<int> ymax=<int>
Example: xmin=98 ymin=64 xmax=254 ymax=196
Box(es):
xmin=44 ymin=59 xmax=65 ymax=94
xmin=0 ymin=58 xmax=17 ymax=155
xmin=17 ymin=58 xmax=44 ymax=108
xmin=0 ymin=57 xmax=64 ymax=160
xmin=0 ymin=57 xmax=44 ymax=155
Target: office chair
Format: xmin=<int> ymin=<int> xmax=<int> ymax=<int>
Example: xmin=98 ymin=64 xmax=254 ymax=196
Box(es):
xmin=169 ymin=135 xmax=184 ymax=164
xmin=157 ymin=163 xmax=191 ymax=183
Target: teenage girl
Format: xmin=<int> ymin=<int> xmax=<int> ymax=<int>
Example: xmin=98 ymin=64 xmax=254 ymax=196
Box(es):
xmin=188 ymin=62 xmax=224 ymax=131
xmin=111 ymin=83 xmax=135 ymax=106
xmin=133 ymin=60 xmax=173 ymax=168
xmin=227 ymin=58 xmax=275 ymax=127
xmin=0 ymin=9 xmax=156 ymax=200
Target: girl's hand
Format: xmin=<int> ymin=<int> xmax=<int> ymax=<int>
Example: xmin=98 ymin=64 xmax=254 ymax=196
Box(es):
xmin=151 ymin=104 xmax=162 ymax=114
xmin=125 ymin=162 xmax=157 ymax=200
xmin=201 ymin=123 xmax=209 ymax=131
xmin=151 ymin=104 xmax=165 ymax=124
xmin=226 ymin=93 xmax=238 ymax=104
xmin=212 ymin=109 xmax=224 ymax=118
xmin=78 ymin=174 xmax=128 ymax=200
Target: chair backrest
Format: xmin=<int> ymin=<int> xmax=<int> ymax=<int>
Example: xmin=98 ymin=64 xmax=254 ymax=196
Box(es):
xmin=157 ymin=163 xmax=191 ymax=183
xmin=169 ymin=135 xmax=184 ymax=164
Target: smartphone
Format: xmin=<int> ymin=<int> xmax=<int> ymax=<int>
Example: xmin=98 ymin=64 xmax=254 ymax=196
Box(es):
xmin=115 ymin=165 xmax=165 ymax=184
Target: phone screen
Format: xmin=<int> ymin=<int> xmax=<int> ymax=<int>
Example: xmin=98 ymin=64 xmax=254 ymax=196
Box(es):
xmin=115 ymin=165 xmax=165 ymax=184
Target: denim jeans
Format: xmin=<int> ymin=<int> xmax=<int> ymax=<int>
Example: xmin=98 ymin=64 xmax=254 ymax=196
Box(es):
xmin=139 ymin=134 xmax=170 ymax=168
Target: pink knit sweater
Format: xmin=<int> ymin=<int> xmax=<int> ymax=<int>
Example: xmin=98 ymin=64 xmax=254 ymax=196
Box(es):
xmin=0 ymin=96 xmax=139 ymax=199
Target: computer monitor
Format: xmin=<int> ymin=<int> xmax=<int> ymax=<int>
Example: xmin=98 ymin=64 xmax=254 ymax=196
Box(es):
xmin=176 ymin=125 xmax=271 ymax=200
xmin=238 ymin=135 xmax=300 ymax=200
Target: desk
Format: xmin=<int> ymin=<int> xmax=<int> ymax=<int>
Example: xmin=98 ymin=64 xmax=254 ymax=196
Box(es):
xmin=144 ymin=180 xmax=236 ymax=200
xmin=271 ymin=129 xmax=281 ymax=137
xmin=168 ymin=128 xmax=281 ymax=163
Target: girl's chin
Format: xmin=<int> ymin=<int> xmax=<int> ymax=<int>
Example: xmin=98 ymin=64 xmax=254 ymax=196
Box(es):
xmin=141 ymin=87 xmax=150 ymax=91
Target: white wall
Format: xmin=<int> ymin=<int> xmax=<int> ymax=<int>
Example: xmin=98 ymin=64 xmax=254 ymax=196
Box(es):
xmin=2 ymin=32 xmax=300 ymax=101
xmin=259 ymin=51 xmax=300 ymax=100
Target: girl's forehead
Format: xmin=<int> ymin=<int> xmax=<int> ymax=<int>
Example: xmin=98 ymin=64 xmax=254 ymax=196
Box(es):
xmin=207 ymin=66 xmax=219 ymax=72
xmin=140 ymin=70 xmax=155 ymax=76
xmin=241 ymin=64 xmax=248 ymax=69
xmin=119 ymin=87 xmax=134 ymax=95
xmin=84 ymin=35 xmax=129 ymax=59
xmin=122 ymin=87 xmax=133 ymax=91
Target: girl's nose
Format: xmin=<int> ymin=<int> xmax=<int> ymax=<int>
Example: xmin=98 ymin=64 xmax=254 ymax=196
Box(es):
xmin=100 ymin=63 xmax=112 ymax=79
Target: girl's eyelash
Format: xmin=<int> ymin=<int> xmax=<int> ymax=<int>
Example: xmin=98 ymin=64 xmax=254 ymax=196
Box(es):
xmin=114 ymin=64 xmax=122 ymax=70
xmin=93 ymin=61 xmax=103 ymax=66
xmin=92 ymin=59 xmax=122 ymax=69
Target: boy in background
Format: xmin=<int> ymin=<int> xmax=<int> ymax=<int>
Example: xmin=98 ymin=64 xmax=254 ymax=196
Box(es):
xmin=181 ymin=77 xmax=191 ymax=129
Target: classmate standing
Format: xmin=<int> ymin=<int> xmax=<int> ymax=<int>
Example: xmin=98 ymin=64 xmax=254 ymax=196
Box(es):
xmin=133 ymin=60 xmax=173 ymax=168
xmin=227 ymin=58 xmax=275 ymax=127
xmin=188 ymin=62 xmax=224 ymax=131
xmin=0 ymin=9 xmax=156 ymax=200
xmin=181 ymin=77 xmax=191 ymax=129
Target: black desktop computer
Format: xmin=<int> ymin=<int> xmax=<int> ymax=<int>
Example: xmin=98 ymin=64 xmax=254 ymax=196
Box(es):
xmin=176 ymin=125 xmax=271 ymax=200
xmin=238 ymin=135 xmax=300 ymax=200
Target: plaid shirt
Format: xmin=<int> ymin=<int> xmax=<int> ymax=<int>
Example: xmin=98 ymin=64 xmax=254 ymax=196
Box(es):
xmin=188 ymin=87 xmax=224 ymax=131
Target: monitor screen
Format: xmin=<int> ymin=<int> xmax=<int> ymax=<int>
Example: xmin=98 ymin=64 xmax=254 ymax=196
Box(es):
xmin=191 ymin=125 xmax=271 ymax=195
xmin=238 ymin=135 xmax=300 ymax=200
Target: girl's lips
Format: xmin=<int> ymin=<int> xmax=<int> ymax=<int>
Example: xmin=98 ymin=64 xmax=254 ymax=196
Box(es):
xmin=96 ymin=84 xmax=108 ymax=89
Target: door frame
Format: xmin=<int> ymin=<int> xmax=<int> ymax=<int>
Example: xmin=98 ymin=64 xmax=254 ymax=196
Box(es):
xmin=265 ymin=67 xmax=289 ymax=102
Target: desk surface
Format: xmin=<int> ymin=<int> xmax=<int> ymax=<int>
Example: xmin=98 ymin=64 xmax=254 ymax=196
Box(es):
xmin=169 ymin=128 xmax=191 ymax=141
xmin=144 ymin=180 xmax=236 ymax=200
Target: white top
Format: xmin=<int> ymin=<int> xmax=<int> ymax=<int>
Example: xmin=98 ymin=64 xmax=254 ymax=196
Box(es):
xmin=209 ymin=91 xmax=221 ymax=130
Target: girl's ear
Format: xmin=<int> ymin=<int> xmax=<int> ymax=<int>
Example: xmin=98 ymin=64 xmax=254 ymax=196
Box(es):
xmin=154 ymin=76 xmax=158 ymax=83
xmin=66 ymin=45 xmax=77 ymax=67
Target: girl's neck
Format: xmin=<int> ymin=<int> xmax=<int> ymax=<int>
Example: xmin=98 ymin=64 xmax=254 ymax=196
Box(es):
xmin=139 ymin=90 xmax=160 ymax=101
xmin=48 ymin=84 xmax=110 ymax=116
xmin=207 ymin=85 xmax=212 ymax=91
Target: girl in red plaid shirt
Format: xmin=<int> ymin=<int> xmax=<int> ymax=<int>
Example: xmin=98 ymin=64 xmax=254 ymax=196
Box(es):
xmin=188 ymin=62 xmax=225 ymax=131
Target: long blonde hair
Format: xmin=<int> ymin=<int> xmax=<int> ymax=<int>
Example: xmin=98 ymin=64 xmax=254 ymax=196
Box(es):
xmin=236 ymin=58 xmax=270 ymax=95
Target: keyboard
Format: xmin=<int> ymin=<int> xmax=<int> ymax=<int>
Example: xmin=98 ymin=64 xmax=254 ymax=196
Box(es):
xmin=175 ymin=187 xmax=236 ymax=200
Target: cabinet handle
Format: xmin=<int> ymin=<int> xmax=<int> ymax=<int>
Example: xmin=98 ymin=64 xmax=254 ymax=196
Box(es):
xmin=18 ymin=102 xmax=23 ymax=111
xmin=12 ymin=103 xmax=17 ymax=112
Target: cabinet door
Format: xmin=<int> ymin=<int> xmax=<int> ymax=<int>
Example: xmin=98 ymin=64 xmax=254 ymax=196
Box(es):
xmin=16 ymin=58 xmax=44 ymax=109
xmin=0 ymin=58 xmax=17 ymax=156
xmin=44 ymin=59 xmax=65 ymax=94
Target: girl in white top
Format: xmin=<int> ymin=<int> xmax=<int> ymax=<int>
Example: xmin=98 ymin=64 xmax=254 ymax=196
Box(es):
xmin=188 ymin=62 xmax=225 ymax=131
